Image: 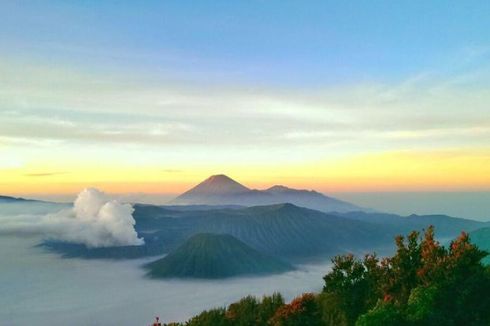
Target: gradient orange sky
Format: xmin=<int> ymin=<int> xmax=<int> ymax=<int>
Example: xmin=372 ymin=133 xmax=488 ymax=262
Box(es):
xmin=2 ymin=149 xmax=490 ymax=198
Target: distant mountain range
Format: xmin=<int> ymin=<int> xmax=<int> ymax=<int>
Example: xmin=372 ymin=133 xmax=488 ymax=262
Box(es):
xmin=340 ymin=211 xmax=486 ymax=237
xmin=145 ymin=233 xmax=293 ymax=279
xmin=0 ymin=195 xmax=31 ymax=203
xmin=42 ymin=202 xmax=488 ymax=263
xmin=0 ymin=195 xmax=67 ymax=215
xmin=6 ymin=178 xmax=488 ymax=279
xmin=169 ymin=174 xmax=364 ymax=213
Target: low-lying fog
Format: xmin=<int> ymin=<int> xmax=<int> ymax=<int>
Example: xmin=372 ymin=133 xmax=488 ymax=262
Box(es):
xmin=0 ymin=202 xmax=332 ymax=325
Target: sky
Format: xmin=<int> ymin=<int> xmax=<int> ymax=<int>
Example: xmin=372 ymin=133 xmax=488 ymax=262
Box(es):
xmin=1 ymin=1 xmax=490 ymax=200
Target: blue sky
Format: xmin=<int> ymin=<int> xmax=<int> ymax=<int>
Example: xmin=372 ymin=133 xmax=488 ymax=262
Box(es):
xmin=2 ymin=1 xmax=490 ymax=85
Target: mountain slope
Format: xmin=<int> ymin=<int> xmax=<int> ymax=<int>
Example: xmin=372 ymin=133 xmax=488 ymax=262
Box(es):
xmin=43 ymin=203 xmax=487 ymax=261
xmin=470 ymin=227 xmax=490 ymax=265
xmin=183 ymin=203 xmax=391 ymax=259
xmin=263 ymin=185 xmax=362 ymax=213
xmin=170 ymin=174 xmax=364 ymax=213
xmin=145 ymin=233 xmax=293 ymax=278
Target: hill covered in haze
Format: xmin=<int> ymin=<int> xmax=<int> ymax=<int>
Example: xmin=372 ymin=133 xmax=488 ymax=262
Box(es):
xmin=0 ymin=195 xmax=29 ymax=203
xmin=340 ymin=211 xmax=486 ymax=238
xmin=146 ymin=233 xmax=293 ymax=279
xmin=0 ymin=195 xmax=67 ymax=216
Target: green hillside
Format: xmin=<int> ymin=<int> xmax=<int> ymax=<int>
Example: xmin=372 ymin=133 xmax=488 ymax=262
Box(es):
xmin=471 ymin=227 xmax=490 ymax=265
xmin=146 ymin=233 xmax=293 ymax=279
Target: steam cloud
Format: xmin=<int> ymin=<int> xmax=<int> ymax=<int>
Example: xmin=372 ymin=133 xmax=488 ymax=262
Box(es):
xmin=0 ymin=188 xmax=144 ymax=248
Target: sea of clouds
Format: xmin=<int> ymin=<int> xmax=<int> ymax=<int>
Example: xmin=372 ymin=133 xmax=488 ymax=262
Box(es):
xmin=0 ymin=188 xmax=332 ymax=325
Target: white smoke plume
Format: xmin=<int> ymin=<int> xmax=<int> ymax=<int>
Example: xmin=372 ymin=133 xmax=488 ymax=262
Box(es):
xmin=0 ymin=188 xmax=144 ymax=248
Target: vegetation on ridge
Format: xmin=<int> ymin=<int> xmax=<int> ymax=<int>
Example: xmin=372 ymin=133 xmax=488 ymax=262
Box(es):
xmin=156 ymin=226 xmax=490 ymax=325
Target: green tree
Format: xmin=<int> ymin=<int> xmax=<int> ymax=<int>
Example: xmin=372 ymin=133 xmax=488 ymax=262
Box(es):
xmin=355 ymin=302 xmax=405 ymax=326
xmin=257 ymin=293 xmax=285 ymax=325
xmin=324 ymin=227 xmax=490 ymax=325
xmin=317 ymin=292 xmax=348 ymax=326
xmin=424 ymin=232 xmax=490 ymax=325
xmin=405 ymin=285 xmax=447 ymax=325
xmin=225 ymin=296 xmax=259 ymax=325
xmin=185 ymin=307 xmax=229 ymax=326
xmin=323 ymin=253 xmax=382 ymax=324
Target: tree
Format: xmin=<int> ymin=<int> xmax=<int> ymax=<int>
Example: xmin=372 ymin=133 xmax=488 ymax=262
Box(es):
xmin=424 ymin=232 xmax=490 ymax=325
xmin=257 ymin=293 xmax=285 ymax=324
xmin=317 ymin=292 xmax=348 ymax=326
xmin=324 ymin=227 xmax=490 ymax=325
xmin=185 ymin=308 xmax=229 ymax=326
xmin=322 ymin=253 xmax=383 ymax=324
xmin=355 ymin=302 xmax=405 ymax=326
xmin=270 ymin=293 xmax=321 ymax=326
xmin=225 ymin=296 xmax=259 ymax=325
xmin=382 ymin=231 xmax=422 ymax=304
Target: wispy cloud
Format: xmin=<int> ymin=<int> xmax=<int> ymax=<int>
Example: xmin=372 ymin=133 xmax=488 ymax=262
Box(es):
xmin=1 ymin=51 xmax=490 ymax=178
xmin=24 ymin=172 xmax=67 ymax=177
xmin=2 ymin=59 xmax=490 ymax=150
xmin=162 ymin=169 xmax=183 ymax=174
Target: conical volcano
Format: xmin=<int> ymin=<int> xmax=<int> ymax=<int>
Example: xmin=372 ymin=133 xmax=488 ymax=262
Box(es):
xmin=145 ymin=233 xmax=293 ymax=279
xmin=182 ymin=174 xmax=250 ymax=196
xmin=170 ymin=174 xmax=262 ymax=205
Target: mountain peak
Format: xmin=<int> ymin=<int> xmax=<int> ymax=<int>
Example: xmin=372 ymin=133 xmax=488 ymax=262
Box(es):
xmin=180 ymin=174 xmax=250 ymax=197
xmin=206 ymin=174 xmax=237 ymax=183
xmin=266 ymin=185 xmax=293 ymax=192
xmin=266 ymin=185 xmax=315 ymax=194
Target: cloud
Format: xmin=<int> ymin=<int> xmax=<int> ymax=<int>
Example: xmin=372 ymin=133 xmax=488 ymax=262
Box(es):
xmin=162 ymin=169 xmax=183 ymax=173
xmin=24 ymin=172 xmax=66 ymax=177
xmin=1 ymin=57 xmax=490 ymax=151
xmin=0 ymin=188 xmax=144 ymax=248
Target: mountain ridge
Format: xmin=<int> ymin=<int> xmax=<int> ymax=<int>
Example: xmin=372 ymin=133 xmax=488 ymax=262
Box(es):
xmin=0 ymin=195 xmax=32 ymax=202
xmin=42 ymin=202 xmax=487 ymax=261
xmin=170 ymin=174 xmax=364 ymax=213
